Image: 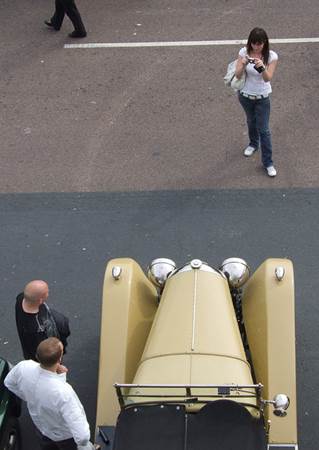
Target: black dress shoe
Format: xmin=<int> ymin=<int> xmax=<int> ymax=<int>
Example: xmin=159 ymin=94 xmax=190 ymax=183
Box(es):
xmin=68 ymin=30 xmax=87 ymax=38
xmin=44 ymin=20 xmax=59 ymax=30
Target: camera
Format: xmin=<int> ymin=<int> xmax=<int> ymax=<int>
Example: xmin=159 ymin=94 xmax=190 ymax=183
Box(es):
xmin=247 ymin=57 xmax=265 ymax=73
xmin=254 ymin=65 xmax=265 ymax=73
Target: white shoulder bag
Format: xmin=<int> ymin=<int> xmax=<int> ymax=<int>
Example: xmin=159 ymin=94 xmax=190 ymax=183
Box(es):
xmin=224 ymin=60 xmax=246 ymax=91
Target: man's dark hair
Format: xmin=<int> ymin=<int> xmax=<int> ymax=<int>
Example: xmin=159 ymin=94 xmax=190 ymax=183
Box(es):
xmin=36 ymin=337 xmax=63 ymax=367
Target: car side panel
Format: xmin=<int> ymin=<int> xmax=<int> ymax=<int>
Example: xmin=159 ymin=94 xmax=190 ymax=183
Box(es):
xmin=242 ymin=258 xmax=297 ymax=445
xmin=95 ymin=258 xmax=158 ymax=428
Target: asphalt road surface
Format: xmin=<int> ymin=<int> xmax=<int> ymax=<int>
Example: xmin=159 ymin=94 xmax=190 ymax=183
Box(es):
xmin=1 ymin=0 xmax=318 ymax=191
xmin=1 ymin=1 xmax=319 ymax=449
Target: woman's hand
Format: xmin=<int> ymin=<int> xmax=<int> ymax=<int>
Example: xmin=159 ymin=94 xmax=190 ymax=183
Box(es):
xmin=253 ymin=58 xmax=265 ymax=71
xmin=235 ymin=56 xmax=248 ymax=78
xmin=241 ymin=56 xmax=249 ymax=66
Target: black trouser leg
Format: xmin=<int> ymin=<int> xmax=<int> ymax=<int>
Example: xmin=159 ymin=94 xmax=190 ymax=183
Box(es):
xmin=39 ymin=433 xmax=59 ymax=450
xmin=62 ymin=0 xmax=86 ymax=33
xmin=39 ymin=433 xmax=77 ymax=450
xmin=50 ymin=0 xmax=66 ymax=30
xmin=56 ymin=438 xmax=77 ymax=450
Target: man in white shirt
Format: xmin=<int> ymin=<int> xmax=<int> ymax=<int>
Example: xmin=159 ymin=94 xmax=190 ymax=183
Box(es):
xmin=4 ymin=337 xmax=95 ymax=450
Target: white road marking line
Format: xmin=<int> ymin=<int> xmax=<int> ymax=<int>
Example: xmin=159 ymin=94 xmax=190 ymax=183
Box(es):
xmin=64 ymin=37 xmax=319 ymax=49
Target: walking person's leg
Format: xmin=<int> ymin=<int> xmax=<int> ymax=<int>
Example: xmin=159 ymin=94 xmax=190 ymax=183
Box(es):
xmin=255 ymin=97 xmax=276 ymax=175
xmin=45 ymin=0 xmax=65 ymax=30
xmin=62 ymin=0 xmax=87 ymax=37
xmin=238 ymin=94 xmax=259 ymax=155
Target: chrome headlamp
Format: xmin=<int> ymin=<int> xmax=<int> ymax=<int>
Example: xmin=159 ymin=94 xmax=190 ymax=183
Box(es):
xmin=262 ymin=393 xmax=290 ymax=417
xmin=147 ymin=258 xmax=176 ymax=288
xmin=220 ymin=257 xmax=250 ymax=288
xmin=272 ymin=394 xmax=290 ymax=417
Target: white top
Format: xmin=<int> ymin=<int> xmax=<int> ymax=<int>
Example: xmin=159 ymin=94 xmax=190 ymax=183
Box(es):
xmin=238 ymin=47 xmax=278 ymax=96
xmin=4 ymin=360 xmax=91 ymax=445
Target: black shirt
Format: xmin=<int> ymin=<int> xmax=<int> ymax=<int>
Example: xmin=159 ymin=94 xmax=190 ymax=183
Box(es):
xmin=15 ymin=293 xmax=70 ymax=360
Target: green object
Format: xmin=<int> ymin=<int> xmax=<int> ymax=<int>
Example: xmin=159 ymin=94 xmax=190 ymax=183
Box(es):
xmin=0 ymin=357 xmax=21 ymax=449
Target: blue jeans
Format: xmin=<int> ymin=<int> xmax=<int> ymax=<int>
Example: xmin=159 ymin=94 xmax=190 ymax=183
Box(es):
xmin=238 ymin=93 xmax=273 ymax=168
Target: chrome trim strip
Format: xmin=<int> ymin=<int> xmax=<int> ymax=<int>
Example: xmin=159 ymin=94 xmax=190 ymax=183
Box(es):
xmin=114 ymin=383 xmax=263 ymax=407
xmin=191 ymin=270 xmax=198 ymax=351
xmin=115 ymin=383 xmax=263 ymax=389
xmin=267 ymin=445 xmax=298 ymax=450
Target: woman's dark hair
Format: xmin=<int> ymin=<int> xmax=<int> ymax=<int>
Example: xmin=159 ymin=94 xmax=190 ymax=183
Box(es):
xmin=247 ymin=27 xmax=270 ymax=65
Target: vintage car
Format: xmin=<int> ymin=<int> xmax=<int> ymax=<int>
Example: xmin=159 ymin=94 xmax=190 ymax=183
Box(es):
xmin=0 ymin=357 xmax=21 ymax=450
xmin=95 ymin=257 xmax=298 ymax=450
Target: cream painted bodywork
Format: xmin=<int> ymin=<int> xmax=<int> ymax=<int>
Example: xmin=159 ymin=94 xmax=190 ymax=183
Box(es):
xmin=96 ymin=257 xmax=298 ymax=447
xmin=131 ymin=269 xmax=256 ymax=410
xmin=243 ymin=258 xmax=297 ymax=445
xmin=95 ymin=258 xmax=158 ymax=427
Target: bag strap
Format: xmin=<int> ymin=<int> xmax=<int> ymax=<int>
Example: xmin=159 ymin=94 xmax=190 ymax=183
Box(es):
xmin=42 ymin=303 xmax=60 ymax=339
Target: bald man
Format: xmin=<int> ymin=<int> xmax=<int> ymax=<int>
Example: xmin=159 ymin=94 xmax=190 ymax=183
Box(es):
xmin=15 ymin=280 xmax=70 ymax=360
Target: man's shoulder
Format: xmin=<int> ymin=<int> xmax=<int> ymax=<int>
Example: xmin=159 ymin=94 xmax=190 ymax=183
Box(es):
xmin=15 ymin=359 xmax=39 ymax=373
xmin=20 ymin=359 xmax=38 ymax=367
xmin=15 ymin=292 xmax=24 ymax=307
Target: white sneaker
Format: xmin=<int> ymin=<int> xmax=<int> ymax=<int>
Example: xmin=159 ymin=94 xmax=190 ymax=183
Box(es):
xmin=266 ymin=165 xmax=277 ymax=177
xmin=244 ymin=146 xmax=257 ymax=157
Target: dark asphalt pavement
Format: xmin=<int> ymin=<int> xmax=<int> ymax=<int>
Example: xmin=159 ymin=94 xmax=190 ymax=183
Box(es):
xmin=0 ymin=190 xmax=319 ymax=449
xmin=1 ymin=0 xmax=318 ymax=192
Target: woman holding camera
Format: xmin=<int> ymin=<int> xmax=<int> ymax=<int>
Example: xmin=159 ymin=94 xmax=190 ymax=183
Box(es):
xmin=235 ymin=28 xmax=278 ymax=177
